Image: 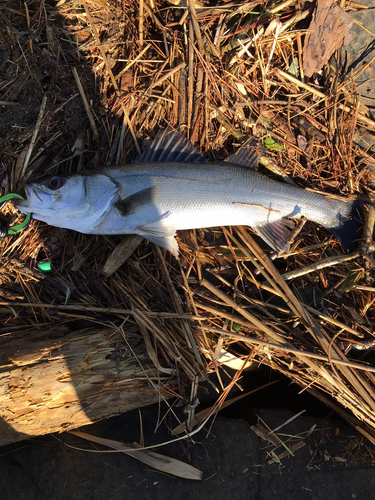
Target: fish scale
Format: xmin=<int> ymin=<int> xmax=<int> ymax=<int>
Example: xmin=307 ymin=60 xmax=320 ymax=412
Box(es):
xmin=102 ymin=162 xmax=351 ymax=230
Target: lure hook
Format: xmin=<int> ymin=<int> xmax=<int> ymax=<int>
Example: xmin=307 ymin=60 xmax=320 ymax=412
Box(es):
xmin=0 ymin=193 xmax=32 ymax=238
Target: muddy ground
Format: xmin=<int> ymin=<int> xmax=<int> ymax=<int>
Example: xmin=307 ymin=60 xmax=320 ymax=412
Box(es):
xmin=1 ymin=398 xmax=375 ymax=500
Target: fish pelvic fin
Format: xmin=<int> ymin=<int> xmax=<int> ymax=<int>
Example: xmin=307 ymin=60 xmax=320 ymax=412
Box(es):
xmin=253 ymin=218 xmax=295 ymax=254
xmin=227 ymin=138 xmax=261 ymax=169
xmin=136 ymin=215 xmax=179 ymax=258
xmin=137 ymin=126 xmax=207 ymax=164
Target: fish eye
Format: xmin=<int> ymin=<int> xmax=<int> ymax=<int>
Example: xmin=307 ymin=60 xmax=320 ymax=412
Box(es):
xmin=48 ymin=177 xmax=65 ymax=190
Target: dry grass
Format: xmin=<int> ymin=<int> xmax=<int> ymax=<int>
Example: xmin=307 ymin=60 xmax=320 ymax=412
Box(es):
xmin=1 ymin=0 xmax=375 ymax=443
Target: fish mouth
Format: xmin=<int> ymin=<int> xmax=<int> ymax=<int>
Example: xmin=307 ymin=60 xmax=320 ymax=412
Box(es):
xmin=14 ymin=186 xmax=32 ymax=213
xmin=14 ymin=185 xmax=44 ymax=214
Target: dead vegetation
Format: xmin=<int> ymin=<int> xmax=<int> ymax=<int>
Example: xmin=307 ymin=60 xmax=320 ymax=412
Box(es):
xmin=2 ymin=0 xmax=375 ymax=451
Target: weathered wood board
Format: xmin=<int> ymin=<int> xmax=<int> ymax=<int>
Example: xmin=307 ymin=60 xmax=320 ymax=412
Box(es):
xmin=0 ymin=325 xmax=172 ymax=446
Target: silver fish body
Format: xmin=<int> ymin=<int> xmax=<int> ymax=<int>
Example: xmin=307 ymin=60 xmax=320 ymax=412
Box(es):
xmin=92 ymin=161 xmax=351 ymax=234
xmin=16 ymin=128 xmax=358 ymax=256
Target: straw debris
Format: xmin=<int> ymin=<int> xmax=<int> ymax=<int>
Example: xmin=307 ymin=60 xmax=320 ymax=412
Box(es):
xmin=1 ymin=0 xmax=375 ymax=451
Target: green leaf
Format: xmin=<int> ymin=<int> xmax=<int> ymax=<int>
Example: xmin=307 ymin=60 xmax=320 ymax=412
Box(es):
xmin=264 ymin=137 xmax=284 ymax=150
xmin=233 ymin=322 xmax=242 ymax=331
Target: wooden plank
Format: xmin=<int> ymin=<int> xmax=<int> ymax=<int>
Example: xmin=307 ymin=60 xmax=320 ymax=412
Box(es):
xmin=0 ymin=326 xmax=172 ymax=446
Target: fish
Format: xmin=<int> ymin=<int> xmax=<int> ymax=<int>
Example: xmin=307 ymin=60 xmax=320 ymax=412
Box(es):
xmin=16 ymin=127 xmax=361 ymax=257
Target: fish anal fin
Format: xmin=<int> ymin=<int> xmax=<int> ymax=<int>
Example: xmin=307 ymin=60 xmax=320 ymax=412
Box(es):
xmin=137 ymin=126 xmax=207 ymax=164
xmin=116 ymin=186 xmax=159 ymax=216
xmin=137 ymin=216 xmax=179 ymax=258
xmin=253 ymin=218 xmax=295 ymax=254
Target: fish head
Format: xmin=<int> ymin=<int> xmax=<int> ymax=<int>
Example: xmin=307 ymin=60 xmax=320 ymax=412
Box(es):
xmin=15 ymin=173 xmax=119 ymax=232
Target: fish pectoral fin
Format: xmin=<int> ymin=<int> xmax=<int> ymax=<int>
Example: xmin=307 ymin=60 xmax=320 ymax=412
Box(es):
xmin=137 ymin=216 xmax=179 ymax=258
xmin=253 ymin=218 xmax=295 ymax=254
xmin=116 ymin=186 xmax=160 ymax=216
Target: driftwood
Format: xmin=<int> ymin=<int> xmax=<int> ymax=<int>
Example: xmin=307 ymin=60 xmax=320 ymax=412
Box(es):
xmin=0 ymin=325 xmax=172 ymax=447
xmin=303 ymin=0 xmax=353 ymax=77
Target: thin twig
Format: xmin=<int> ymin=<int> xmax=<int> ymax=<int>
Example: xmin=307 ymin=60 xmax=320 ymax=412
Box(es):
xmin=203 ymin=327 xmax=375 ymax=374
xmin=0 ymin=301 xmax=203 ymax=319
xmin=281 ymin=249 xmax=374 ymax=280
xmin=275 ymin=68 xmax=375 ymax=130
xmin=20 ymin=95 xmax=47 ymax=180
xmin=72 ymin=67 xmax=98 ymax=139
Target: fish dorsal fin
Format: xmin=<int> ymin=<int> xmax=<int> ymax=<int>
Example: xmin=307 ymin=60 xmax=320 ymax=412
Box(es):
xmin=136 ymin=215 xmax=178 ymax=258
xmin=116 ymin=186 xmax=159 ymax=216
xmin=138 ymin=126 xmax=207 ymax=164
xmin=253 ymin=218 xmax=295 ymax=254
xmin=227 ymin=138 xmax=261 ymax=169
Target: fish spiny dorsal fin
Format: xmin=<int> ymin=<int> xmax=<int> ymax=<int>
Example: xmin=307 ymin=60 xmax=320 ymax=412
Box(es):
xmin=227 ymin=138 xmax=261 ymax=169
xmin=137 ymin=126 xmax=207 ymax=164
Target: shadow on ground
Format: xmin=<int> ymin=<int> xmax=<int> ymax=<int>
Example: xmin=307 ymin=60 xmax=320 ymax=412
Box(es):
xmin=1 ymin=403 xmax=375 ymax=500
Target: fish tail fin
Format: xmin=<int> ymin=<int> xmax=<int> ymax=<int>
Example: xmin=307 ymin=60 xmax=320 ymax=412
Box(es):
xmin=325 ymin=199 xmax=362 ymax=251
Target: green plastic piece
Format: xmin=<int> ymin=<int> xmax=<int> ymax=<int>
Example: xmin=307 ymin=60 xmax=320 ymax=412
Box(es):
xmin=0 ymin=193 xmax=25 ymax=203
xmin=7 ymin=212 xmax=32 ymax=235
xmin=37 ymin=261 xmax=53 ymax=273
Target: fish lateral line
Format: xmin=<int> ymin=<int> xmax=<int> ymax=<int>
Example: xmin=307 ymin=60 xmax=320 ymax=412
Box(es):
xmin=232 ymin=201 xmax=281 ymax=214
